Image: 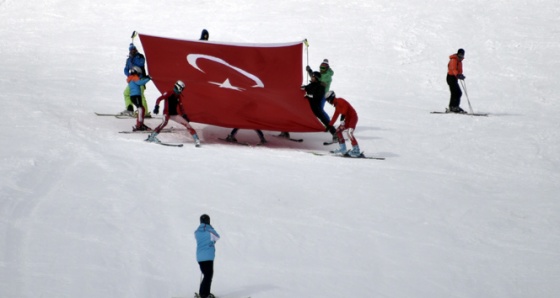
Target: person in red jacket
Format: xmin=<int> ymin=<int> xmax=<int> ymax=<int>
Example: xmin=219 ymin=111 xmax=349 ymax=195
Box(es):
xmin=146 ymin=80 xmax=201 ymax=147
xmin=447 ymin=48 xmax=466 ymax=113
xmin=325 ymin=91 xmax=362 ymax=157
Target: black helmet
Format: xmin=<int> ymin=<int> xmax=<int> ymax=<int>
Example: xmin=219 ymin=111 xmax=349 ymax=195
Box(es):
xmin=200 ymin=214 xmax=210 ymax=225
xmin=200 ymin=29 xmax=209 ymax=41
xmin=325 ymin=90 xmax=336 ymax=104
xmin=312 ymin=71 xmax=322 ymax=80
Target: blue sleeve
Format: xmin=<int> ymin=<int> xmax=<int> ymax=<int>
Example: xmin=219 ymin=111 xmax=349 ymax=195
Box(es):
xmin=124 ymin=59 xmax=130 ymax=76
xmin=134 ymin=77 xmax=151 ymax=86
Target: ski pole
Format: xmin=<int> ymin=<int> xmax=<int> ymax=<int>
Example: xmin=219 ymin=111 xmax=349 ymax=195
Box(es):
xmin=460 ymin=79 xmax=474 ymax=114
xmin=131 ymin=30 xmax=138 ymax=43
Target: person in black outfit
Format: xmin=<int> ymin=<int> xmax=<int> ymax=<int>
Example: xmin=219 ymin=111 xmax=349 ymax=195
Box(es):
xmin=446 ymin=48 xmax=466 ymax=113
xmin=303 ymin=71 xmax=337 ymax=138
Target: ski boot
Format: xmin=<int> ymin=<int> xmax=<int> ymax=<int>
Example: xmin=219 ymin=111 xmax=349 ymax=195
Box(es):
xmin=347 ymin=145 xmax=362 ymax=157
xmin=193 ymin=134 xmax=201 ymax=147
xmin=330 ymin=142 xmax=347 ymax=154
xmin=278 ymin=132 xmax=290 ymax=138
xmin=145 ymin=132 xmax=160 ymax=143
xmin=133 ymin=123 xmax=151 ymax=131
xmin=225 ymin=134 xmax=237 ymax=142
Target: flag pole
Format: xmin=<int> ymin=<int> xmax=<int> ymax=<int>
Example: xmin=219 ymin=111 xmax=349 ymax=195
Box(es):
xmin=303 ymin=38 xmax=309 ymax=82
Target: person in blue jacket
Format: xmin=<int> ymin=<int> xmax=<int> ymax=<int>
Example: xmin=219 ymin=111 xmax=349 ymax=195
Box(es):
xmin=127 ymin=66 xmax=151 ymax=131
xmin=195 ymin=214 xmax=220 ymax=298
xmin=122 ymin=43 xmax=150 ymax=117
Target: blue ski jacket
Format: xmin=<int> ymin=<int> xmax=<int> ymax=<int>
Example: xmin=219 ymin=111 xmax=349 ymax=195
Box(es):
xmin=127 ymin=76 xmax=151 ymax=97
xmin=195 ymin=223 xmax=220 ymax=262
xmin=124 ymin=53 xmax=146 ymax=76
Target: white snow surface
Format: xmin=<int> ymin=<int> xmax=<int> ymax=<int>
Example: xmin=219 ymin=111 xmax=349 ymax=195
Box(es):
xmin=1 ymin=0 xmax=559 ymax=297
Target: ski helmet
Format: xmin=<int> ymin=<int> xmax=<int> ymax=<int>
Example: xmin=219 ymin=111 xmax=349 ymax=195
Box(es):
xmin=174 ymin=80 xmax=185 ymax=93
xmin=326 ymin=90 xmax=336 ymax=104
xmin=130 ymin=66 xmax=142 ymax=75
xmin=200 ymin=29 xmax=209 ymax=41
xmin=200 ymin=214 xmax=210 ymax=225
xmin=312 ymin=71 xmax=322 ymax=80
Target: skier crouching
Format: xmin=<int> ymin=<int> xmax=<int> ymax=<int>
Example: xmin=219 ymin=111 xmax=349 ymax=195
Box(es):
xmin=146 ymin=80 xmax=201 ymax=147
xmin=326 ymin=91 xmax=362 ymax=157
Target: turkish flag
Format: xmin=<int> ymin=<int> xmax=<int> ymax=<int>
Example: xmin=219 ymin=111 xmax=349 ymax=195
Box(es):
xmin=139 ymin=33 xmax=325 ymax=132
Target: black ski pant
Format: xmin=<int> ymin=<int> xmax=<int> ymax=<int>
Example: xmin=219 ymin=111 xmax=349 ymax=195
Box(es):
xmin=446 ymin=74 xmax=462 ymax=108
xmin=198 ymin=261 xmax=214 ymax=298
xmin=307 ymin=99 xmax=336 ymax=135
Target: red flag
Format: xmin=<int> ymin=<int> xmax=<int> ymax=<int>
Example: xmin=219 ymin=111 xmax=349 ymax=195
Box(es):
xmin=139 ymin=33 xmax=325 ymax=132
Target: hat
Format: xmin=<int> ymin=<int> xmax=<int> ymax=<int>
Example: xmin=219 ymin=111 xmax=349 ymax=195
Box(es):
xmin=129 ymin=43 xmax=136 ymax=51
xmin=312 ymin=71 xmax=322 ymax=80
xmin=200 ymin=214 xmax=210 ymax=225
xmin=457 ymin=48 xmax=465 ymax=55
xmin=321 ymin=58 xmax=329 ymax=66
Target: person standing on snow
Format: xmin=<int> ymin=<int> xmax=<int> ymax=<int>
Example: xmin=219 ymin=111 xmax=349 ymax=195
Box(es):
xmin=325 ymin=91 xmax=362 ymax=157
xmin=146 ymin=80 xmax=201 ymax=147
xmin=195 ymin=214 xmax=220 ymax=298
xmin=279 ymin=71 xmax=337 ymax=141
xmin=446 ymin=48 xmax=466 ymax=113
xmin=306 ymin=59 xmax=334 ymax=123
xmin=122 ymin=43 xmax=150 ymax=117
xmin=127 ymin=66 xmax=151 ymax=131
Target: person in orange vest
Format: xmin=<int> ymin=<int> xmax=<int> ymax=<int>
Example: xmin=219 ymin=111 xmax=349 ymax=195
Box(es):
xmin=447 ymin=48 xmax=466 ymax=113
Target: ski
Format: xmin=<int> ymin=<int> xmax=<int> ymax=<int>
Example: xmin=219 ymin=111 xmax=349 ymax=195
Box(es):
xmin=156 ymin=142 xmax=184 ymax=147
xmin=119 ymin=128 xmax=174 ymax=134
xmin=218 ymin=138 xmax=251 ymax=146
xmin=309 ymin=152 xmax=385 ymax=160
xmin=95 ymin=112 xmax=120 ymax=116
xmin=115 ymin=114 xmax=158 ymax=119
xmin=430 ymin=111 xmax=488 ymax=117
xmin=95 ymin=112 xmax=158 ymax=119
xmin=192 ymin=292 xmax=250 ymax=298
xmin=271 ymin=134 xmax=303 ymax=142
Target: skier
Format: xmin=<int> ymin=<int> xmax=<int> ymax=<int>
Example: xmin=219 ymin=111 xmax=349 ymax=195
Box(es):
xmin=306 ymin=58 xmax=334 ymax=122
xmin=200 ymin=29 xmax=209 ymax=41
xmin=225 ymin=128 xmax=267 ymax=144
xmin=146 ymin=80 xmax=201 ymax=147
xmin=127 ymin=66 xmax=152 ymax=131
xmin=122 ymin=43 xmax=150 ymax=117
xmin=195 ymin=214 xmax=220 ymax=298
xmin=447 ymin=48 xmax=466 ymax=113
xmin=325 ymin=91 xmax=362 ymax=157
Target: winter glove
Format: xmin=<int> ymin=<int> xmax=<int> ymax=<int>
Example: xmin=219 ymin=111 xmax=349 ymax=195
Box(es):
xmin=182 ymin=114 xmax=190 ymax=122
xmin=306 ymin=65 xmax=312 ymax=72
xmin=153 ymin=105 xmax=159 ymax=115
xmin=457 ymin=74 xmax=465 ymax=80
